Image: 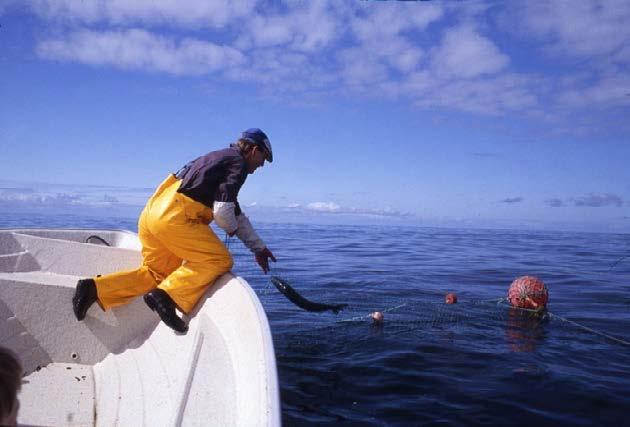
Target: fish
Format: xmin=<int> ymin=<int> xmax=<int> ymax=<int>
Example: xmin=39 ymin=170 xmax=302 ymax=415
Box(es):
xmin=270 ymin=276 xmax=348 ymax=314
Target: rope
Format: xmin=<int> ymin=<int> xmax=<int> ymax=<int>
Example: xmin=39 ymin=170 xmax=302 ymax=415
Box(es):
xmin=328 ymin=296 xmax=629 ymax=346
xmin=546 ymin=311 xmax=630 ymax=346
xmin=608 ymin=254 xmax=629 ymax=272
xmin=223 ymin=233 xmax=231 ymax=250
xmin=85 ymin=235 xmax=110 ymax=246
xmin=339 ymin=302 xmax=409 ymax=323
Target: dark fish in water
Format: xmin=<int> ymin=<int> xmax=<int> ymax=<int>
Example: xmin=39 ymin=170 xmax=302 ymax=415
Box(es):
xmin=270 ymin=276 xmax=348 ymax=314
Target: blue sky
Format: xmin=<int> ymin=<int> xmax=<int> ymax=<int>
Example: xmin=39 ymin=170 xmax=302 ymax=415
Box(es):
xmin=1 ymin=0 xmax=629 ymax=232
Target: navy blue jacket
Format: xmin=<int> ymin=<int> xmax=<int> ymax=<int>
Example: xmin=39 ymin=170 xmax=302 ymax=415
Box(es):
xmin=176 ymin=147 xmax=247 ymax=214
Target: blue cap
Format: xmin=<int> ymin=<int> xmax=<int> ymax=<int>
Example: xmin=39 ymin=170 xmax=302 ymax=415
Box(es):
xmin=241 ymin=128 xmax=273 ymax=163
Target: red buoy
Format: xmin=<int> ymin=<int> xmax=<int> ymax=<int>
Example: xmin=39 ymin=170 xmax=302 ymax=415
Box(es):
xmin=445 ymin=293 xmax=457 ymax=304
xmin=508 ymin=276 xmax=548 ymax=309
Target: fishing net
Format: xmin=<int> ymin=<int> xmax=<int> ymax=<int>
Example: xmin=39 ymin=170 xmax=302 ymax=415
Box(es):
xmin=252 ymin=275 xmax=630 ymax=353
xmin=226 ymin=235 xmax=629 ymax=352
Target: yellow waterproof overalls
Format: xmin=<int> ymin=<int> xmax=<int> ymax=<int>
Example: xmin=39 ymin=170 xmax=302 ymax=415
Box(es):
xmin=94 ymin=174 xmax=233 ymax=314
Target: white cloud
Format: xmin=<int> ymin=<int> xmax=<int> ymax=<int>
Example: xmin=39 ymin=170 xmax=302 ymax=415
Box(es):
xmin=431 ymin=25 xmax=509 ymax=79
xmin=339 ymin=38 xmax=423 ymax=86
xmin=337 ymin=20 xmax=521 ymax=114
xmin=11 ymin=0 xmax=628 ymax=118
xmin=405 ymin=72 xmax=537 ymax=115
xmin=249 ymin=201 xmax=413 ymax=218
xmin=226 ymin=48 xmax=311 ymax=84
xmin=369 ymin=21 xmax=533 ymax=115
xmin=510 ymin=1 xmax=630 ymax=113
xmin=337 ymin=2 xmax=442 ymax=85
xmin=573 ymin=193 xmax=624 ymax=207
xmin=0 ymin=181 xmax=151 ymax=208
xmin=241 ymin=0 xmax=340 ymax=52
xmin=0 ymin=188 xmax=83 ymax=206
xmin=337 ymin=47 xmax=389 ymax=86
xmin=301 ymin=201 xmax=412 ymax=218
xmin=27 ymin=0 xmax=102 ymax=22
xmin=0 ymin=188 xmax=37 ymax=201
xmin=37 ymin=29 xmax=245 ymax=75
xmin=351 ymin=1 xmax=443 ymax=41
xmin=307 ymin=202 xmax=340 ymax=212
xmin=557 ymin=72 xmax=630 ymax=109
xmin=519 ymin=0 xmax=630 ymax=59
xmin=242 ymin=15 xmax=294 ymax=48
xmin=27 ymin=0 xmax=258 ymax=28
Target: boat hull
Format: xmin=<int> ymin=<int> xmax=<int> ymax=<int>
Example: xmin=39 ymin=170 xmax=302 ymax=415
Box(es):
xmin=0 ymin=228 xmax=280 ymax=426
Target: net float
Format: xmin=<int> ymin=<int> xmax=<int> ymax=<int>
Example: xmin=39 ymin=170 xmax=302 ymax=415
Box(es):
xmin=371 ymin=311 xmax=384 ymax=323
xmin=508 ymin=275 xmax=548 ymax=310
xmin=445 ymin=293 xmax=458 ymax=304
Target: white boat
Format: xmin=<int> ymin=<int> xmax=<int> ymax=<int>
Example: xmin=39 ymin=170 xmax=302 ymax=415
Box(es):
xmin=0 ymin=228 xmax=281 ymax=427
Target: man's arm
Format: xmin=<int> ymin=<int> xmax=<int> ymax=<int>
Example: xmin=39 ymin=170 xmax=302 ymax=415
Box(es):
xmin=214 ymin=205 xmax=276 ymax=273
xmin=210 ymin=155 xmax=276 ymax=273
xmin=234 ymin=212 xmax=265 ymax=252
xmin=212 ymin=155 xmax=245 ymax=236
xmin=213 ymin=201 xmax=238 ymax=235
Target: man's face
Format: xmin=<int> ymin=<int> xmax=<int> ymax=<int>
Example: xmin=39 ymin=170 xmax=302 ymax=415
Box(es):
xmin=246 ymin=146 xmax=266 ymax=174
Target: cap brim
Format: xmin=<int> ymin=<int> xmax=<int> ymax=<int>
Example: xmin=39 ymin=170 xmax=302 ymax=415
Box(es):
xmin=258 ymin=145 xmax=272 ymax=162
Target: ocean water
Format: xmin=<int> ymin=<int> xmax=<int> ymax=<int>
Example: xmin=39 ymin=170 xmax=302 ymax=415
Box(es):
xmin=2 ymin=212 xmax=629 ymax=426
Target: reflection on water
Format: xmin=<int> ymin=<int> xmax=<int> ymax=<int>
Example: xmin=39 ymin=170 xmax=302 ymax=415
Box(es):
xmin=505 ymin=308 xmax=549 ymax=353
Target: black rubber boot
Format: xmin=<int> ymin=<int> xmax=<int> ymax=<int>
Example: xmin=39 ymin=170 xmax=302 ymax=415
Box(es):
xmin=143 ymin=289 xmax=189 ymax=333
xmin=72 ymin=279 xmax=97 ymax=321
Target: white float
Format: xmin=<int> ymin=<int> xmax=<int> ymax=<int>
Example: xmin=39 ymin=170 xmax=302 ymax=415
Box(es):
xmin=0 ymin=228 xmax=280 ymax=426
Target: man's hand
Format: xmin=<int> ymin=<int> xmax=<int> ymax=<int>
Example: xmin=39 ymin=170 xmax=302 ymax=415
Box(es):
xmin=255 ymin=247 xmax=277 ymax=274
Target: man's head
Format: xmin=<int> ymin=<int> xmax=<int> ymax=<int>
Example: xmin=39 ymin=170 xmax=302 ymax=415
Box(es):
xmin=0 ymin=347 xmax=22 ymax=427
xmin=237 ymin=128 xmax=273 ymax=174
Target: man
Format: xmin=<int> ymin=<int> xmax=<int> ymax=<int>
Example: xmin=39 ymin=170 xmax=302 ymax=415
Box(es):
xmin=72 ymin=128 xmax=277 ymax=333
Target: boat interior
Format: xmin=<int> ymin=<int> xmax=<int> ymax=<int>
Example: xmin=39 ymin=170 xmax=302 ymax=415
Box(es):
xmin=0 ymin=229 xmax=279 ymax=426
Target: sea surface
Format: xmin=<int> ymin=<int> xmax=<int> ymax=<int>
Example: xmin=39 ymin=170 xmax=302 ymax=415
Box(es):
xmin=2 ymin=212 xmax=629 ymax=426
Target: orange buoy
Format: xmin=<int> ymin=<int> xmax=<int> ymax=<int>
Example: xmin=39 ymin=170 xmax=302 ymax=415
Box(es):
xmin=508 ymin=276 xmax=548 ymax=309
xmin=445 ymin=293 xmax=457 ymax=304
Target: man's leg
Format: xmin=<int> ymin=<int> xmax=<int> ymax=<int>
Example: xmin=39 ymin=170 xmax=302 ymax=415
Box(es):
xmin=73 ymin=174 xmax=184 ymax=320
xmin=155 ymin=220 xmax=233 ymax=314
xmin=94 ymin=214 xmax=182 ymax=310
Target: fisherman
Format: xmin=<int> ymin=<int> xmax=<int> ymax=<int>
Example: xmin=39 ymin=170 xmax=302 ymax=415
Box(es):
xmin=72 ymin=128 xmax=277 ymax=333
